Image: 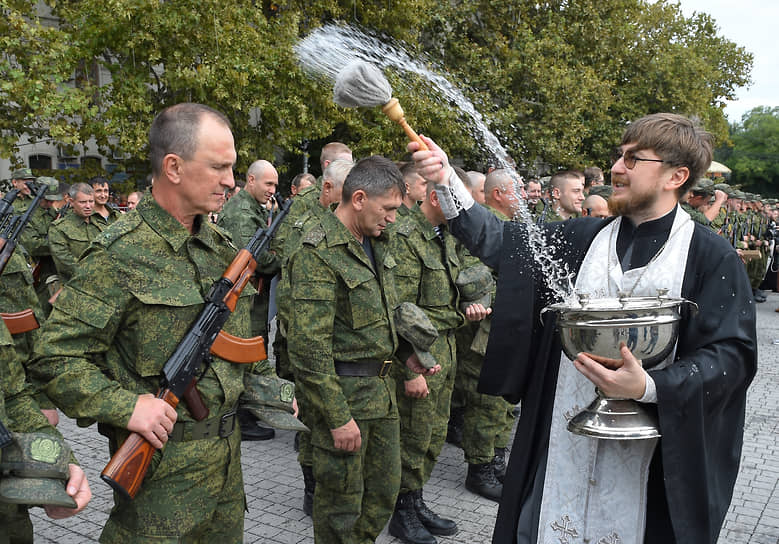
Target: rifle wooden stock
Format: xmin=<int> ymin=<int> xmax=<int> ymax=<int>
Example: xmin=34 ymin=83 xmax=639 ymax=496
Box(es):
xmin=1 ymin=309 xmax=39 ymax=335
xmin=101 ymin=389 xmax=179 ymax=500
xmin=210 ymin=330 xmax=267 ymax=363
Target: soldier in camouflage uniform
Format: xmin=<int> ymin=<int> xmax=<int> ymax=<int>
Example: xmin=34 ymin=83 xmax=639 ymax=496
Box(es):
xmin=89 ymin=177 xmax=122 ymax=227
xmin=285 ymin=156 xmax=439 ymax=543
xmin=48 ymin=183 xmax=106 ymax=282
xmin=1 ymin=253 xmax=92 ymax=540
xmin=19 ymin=177 xmax=68 ymax=315
xmin=272 ymin=159 xmax=354 ymax=517
xmin=8 ymin=168 xmax=36 ymax=214
xmin=31 ymin=103 xmax=281 ymax=542
xmin=546 ymin=170 xmax=585 ymax=221
xmin=217 ymin=159 xmax=281 ymax=441
xmin=387 ymin=180 xmax=465 ymax=544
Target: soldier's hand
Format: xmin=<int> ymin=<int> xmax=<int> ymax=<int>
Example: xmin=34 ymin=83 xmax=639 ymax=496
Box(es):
xmin=404 ymin=375 xmax=429 ymax=398
xmin=573 ymin=342 xmax=647 ymax=400
xmin=41 ymin=408 xmax=59 ymax=427
xmin=128 ymin=393 xmax=178 ymax=449
xmin=404 ymin=352 xmax=442 ymax=376
xmin=331 ymin=418 xmax=361 ymax=452
xmin=408 ymin=136 xmax=450 ymax=185
xmin=465 ymin=303 xmax=492 ymax=322
xmin=44 ymin=464 xmax=91 ymax=519
xmin=292 ymin=396 xmax=299 ymax=418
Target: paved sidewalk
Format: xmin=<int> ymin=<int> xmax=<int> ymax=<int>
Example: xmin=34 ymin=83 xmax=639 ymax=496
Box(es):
xmin=31 ymin=295 xmax=779 ymax=543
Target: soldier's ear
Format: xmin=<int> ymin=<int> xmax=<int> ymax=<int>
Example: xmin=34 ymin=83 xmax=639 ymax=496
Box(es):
xmin=351 ymin=189 xmax=367 ymax=210
xmin=163 ymin=154 xmax=183 ymax=185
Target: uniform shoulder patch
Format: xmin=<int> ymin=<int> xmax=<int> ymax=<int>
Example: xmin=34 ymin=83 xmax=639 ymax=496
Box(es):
xmin=395 ymin=217 xmax=416 ymax=237
xmin=96 ymin=213 xmax=143 ymax=248
xmin=302 ymin=224 xmax=326 ymax=246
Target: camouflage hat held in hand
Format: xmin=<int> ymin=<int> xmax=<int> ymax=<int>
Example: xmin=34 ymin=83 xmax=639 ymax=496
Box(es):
xmin=240 ymin=374 xmax=309 ymax=432
xmin=455 ymin=263 xmax=494 ymax=312
xmin=0 ymin=432 xmax=77 ymax=508
xmin=394 ymin=302 xmax=438 ymax=370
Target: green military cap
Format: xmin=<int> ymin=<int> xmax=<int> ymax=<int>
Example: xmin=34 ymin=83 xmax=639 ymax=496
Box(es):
xmin=732 ymin=190 xmax=746 ymax=200
xmin=588 ymin=185 xmax=613 ymax=199
xmin=691 ymin=178 xmax=715 ymax=195
xmin=0 ymin=432 xmax=77 ymax=508
xmin=455 ymin=263 xmax=494 ymax=312
xmin=240 ymin=374 xmax=309 ymax=432
xmin=713 ymin=183 xmax=732 ymax=196
xmin=10 ymin=168 xmax=35 ymax=180
xmin=394 ymin=302 xmax=438 ymax=370
xmin=36 ymin=176 xmax=64 ymax=201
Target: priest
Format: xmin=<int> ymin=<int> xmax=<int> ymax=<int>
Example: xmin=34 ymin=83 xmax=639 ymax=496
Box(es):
xmin=409 ymin=113 xmax=756 ymax=544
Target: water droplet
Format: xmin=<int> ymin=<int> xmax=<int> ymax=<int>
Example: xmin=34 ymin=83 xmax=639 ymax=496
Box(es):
xmin=721 ymin=276 xmax=726 ymax=280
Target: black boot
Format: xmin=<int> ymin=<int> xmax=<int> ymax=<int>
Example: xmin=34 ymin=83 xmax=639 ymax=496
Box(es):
xmin=412 ymin=489 xmax=457 ymax=536
xmin=388 ymin=491 xmax=437 ymax=544
xmin=238 ymin=409 xmax=275 ymax=441
xmin=466 ymin=463 xmax=503 ymax=502
xmin=446 ymin=407 xmax=464 ymax=448
xmin=492 ymin=447 xmax=507 ymax=484
xmin=301 ymin=465 xmax=315 ymax=517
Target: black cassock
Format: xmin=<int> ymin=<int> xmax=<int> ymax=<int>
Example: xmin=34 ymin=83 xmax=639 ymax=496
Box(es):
xmin=449 ymin=203 xmax=757 ymax=544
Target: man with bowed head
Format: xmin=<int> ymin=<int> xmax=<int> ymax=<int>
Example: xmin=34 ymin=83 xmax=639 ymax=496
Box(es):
xmin=409 ymin=113 xmax=755 ymax=544
xmin=32 ymin=103 xmax=292 ymax=542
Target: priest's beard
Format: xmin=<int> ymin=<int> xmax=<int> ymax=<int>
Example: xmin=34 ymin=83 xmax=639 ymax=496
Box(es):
xmin=608 ymin=184 xmax=660 ymax=218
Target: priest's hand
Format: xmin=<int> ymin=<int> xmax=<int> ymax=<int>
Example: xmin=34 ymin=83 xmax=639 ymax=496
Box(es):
xmin=408 ymin=136 xmax=450 ymax=185
xmin=573 ymin=343 xmax=647 ymax=400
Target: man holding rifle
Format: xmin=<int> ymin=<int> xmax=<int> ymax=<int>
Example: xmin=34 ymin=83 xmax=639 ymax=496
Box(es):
xmin=31 ymin=103 xmax=296 ymax=542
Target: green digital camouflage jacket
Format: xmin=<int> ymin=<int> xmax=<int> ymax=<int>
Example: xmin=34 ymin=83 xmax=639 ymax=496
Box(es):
xmin=391 ymin=204 xmax=464 ymax=380
xmin=48 ymin=212 xmax=105 ymax=280
xmin=20 ymin=206 xmax=58 ymax=259
xmin=91 ymin=206 xmax=122 ymax=228
xmin=682 ymin=202 xmax=711 ymax=226
xmin=0 ymin=251 xmax=44 ymax=364
xmin=217 ymin=188 xmax=279 ymax=275
xmin=269 ymin=185 xmax=320 ymax=260
xmin=31 ymin=195 xmax=266 ymax=435
xmin=285 ymin=210 xmax=399 ymax=430
xmin=10 ymin=194 xmax=33 ymax=214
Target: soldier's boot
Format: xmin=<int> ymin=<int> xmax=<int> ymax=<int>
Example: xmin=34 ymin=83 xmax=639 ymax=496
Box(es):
xmin=238 ymin=408 xmax=275 ymax=441
xmin=492 ymin=447 xmax=507 ymax=484
xmin=412 ymin=489 xmax=457 ymax=536
xmin=301 ymin=464 xmax=315 ymax=517
xmin=466 ymin=463 xmax=503 ymax=502
xmin=445 ymin=406 xmax=464 ymax=448
xmin=388 ymin=491 xmax=437 ymax=544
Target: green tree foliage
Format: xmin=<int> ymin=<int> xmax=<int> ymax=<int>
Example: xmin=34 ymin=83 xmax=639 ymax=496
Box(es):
xmin=719 ymin=107 xmax=779 ymax=196
xmin=0 ymin=0 xmax=752 ymax=180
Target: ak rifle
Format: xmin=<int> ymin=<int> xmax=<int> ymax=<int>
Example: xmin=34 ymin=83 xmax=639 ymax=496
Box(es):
xmin=0 ymin=183 xmax=47 ymax=276
xmin=101 ymin=198 xmax=291 ymax=499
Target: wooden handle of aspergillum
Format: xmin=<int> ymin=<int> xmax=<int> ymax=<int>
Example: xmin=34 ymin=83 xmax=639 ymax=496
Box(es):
xmin=382 ymin=98 xmax=428 ymax=151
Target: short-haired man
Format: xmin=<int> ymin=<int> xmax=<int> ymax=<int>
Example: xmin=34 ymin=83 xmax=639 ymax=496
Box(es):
xmin=32 ymin=103 xmax=293 ymax=542
xmin=126 ymin=191 xmax=143 ymax=211
xmin=583 ymin=166 xmax=605 ymax=195
xmin=48 ymin=183 xmax=104 ymax=281
xmin=285 ymin=156 xmax=440 ymax=543
xmin=290 ymin=172 xmax=316 ymax=197
xmin=400 ymin=161 xmax=428 ymax=212
xmin=319 ymin=141 xmax=353 ymax=173
xmin=465 ymin=170 xmax=486 ymax=205
xmin=217 ymin=159 xmax=281 ymax=441
xmin=89 ymin=177 xmax=121 ymax=226
xmin=410 ymin=113 xmax=755 ymax=544
xmin=581 ymin=193 xmax=610 ymax=218
xmin=484 ymin=169 xmax=525 ymax=220
xmin=9 ymin=167 xmax=36 ymax=213
xmin=548 ymin=170 xmax=585 ymax=220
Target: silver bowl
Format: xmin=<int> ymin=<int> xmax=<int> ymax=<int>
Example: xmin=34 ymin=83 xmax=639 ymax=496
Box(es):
xmin=544 ymin=291 xmax=693 ymax=440
xmin=546 ymin=291 xmax=689 ymax=370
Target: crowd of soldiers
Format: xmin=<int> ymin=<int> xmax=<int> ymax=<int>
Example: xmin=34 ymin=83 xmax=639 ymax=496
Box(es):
xmin=0 ymin=102 xmax=772 ymax=544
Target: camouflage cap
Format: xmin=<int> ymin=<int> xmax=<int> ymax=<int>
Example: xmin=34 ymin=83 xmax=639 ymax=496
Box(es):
xmin=240 ymin=374 xmax=308 ymax=432
xmin=10 ymin=168 xmax=35 ymax=180
xmin=393 ymin=302 xmax=438 ymax=370
xmin=732 ymin=190 xmax=746 ymax=200
xmin=691 ymin=177 xmax=715 ymax=195
xmin=713 ymin=183 xmax=732 ymax=196
xmin=0 ymin=432 xmax=77 ymax=508
xmin=36 ymin=176 xmax=64 ymax=201
xmin=588 ymin=184 xmax=613 ymax=199
xmin=455 ymin=263 xmax=494 ymax=312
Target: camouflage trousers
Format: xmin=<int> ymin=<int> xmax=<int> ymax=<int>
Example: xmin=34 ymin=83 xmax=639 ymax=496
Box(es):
xmin=312 ymin=416 xmax=401 ymax=544
xmin=100 ymin=428 xmax=244 ymax=543
xmin=0 ymin=502 xmax=32 ymax=544
xmin=455 ymin=327 xmax=515 ymax=464
xmin=395 ymin=331 xmax=456 ymax=493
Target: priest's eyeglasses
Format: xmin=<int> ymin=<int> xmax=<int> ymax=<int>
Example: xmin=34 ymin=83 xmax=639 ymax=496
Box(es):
xmin=611 ymin=149 xmax=670 ymax=170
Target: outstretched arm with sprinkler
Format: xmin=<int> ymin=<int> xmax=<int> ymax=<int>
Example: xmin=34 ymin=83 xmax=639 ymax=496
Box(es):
xmin=333 ymin=60 xmax=428 ymax=151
